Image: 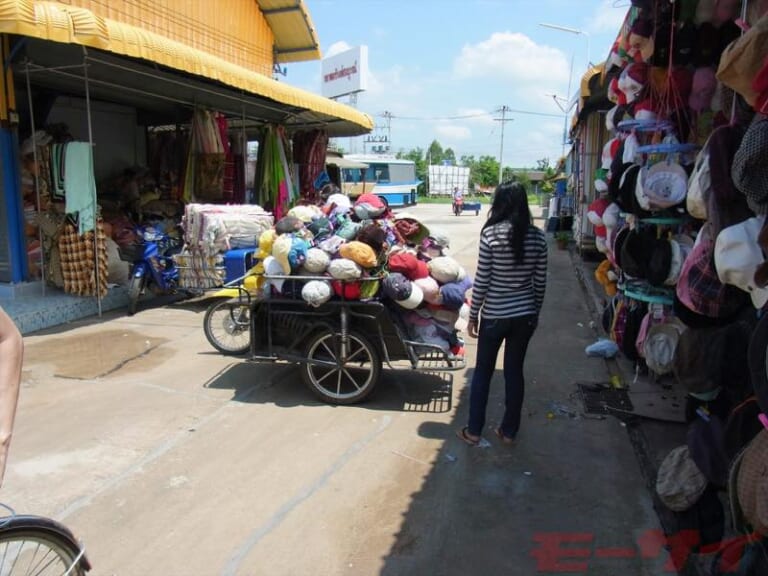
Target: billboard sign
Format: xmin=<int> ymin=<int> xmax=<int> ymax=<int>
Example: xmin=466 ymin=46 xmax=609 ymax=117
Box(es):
xmin=321 ymin=46 xmax=369 ymax=99
xmin=428 ymin=165 xmax=470 ymax=196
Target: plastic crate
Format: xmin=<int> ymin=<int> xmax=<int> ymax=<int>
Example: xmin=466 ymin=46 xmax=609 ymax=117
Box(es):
xmin=224 ymin=248 xmax=257 ymax=283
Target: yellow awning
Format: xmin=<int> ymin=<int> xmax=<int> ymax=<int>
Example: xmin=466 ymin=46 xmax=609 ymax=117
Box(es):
xmin=257 ymin=0 xmax=321 ymax=63
xmin=0 ymin=0 xmax=373 ymax=134
xmin=580 ymin=63 xmax=605 ymax=100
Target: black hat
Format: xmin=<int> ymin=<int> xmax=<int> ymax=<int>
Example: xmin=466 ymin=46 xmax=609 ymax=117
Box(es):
xmin=647 ymin=238 xmax=673 ymax=287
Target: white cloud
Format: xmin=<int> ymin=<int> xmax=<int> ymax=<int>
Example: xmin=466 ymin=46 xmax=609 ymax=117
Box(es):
xmin=434 ymin=124 xmax=472 ymax=141
xmin=325 ymin=41 xmax=352 ymax=58
xmin=453 ymin=32 xmax=570 ymax=89
xmin=585 ymin=0 xmax=629 ymax=35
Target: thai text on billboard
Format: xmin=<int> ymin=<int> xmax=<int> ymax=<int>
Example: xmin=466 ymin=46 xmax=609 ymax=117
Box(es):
xmin=321 ymin=46 xmax=369 ymax=98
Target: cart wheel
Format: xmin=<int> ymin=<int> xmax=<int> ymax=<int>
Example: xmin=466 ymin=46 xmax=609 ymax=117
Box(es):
xmin=203 ymin=299 xmax=251 ymax=355
xmin=300 ymin=330 xmax=381 ymax=404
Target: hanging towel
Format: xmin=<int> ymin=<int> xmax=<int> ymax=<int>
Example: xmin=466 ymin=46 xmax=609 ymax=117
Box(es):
xmin=64 ymin=142 xmax=97 ymax=234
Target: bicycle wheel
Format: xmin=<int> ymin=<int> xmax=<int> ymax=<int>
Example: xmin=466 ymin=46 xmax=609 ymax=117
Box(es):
xmin=0 ymin=529 xmax=87 ymax=576
xmin=203 ymin=299 xmax=251 ymax=355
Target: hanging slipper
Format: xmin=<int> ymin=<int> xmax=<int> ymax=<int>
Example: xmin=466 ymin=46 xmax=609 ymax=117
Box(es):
xmin=456 ymin=426 xmax=480 ymax=446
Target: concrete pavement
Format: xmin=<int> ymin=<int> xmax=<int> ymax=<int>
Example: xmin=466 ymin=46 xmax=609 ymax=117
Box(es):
xmin=3 ymin=203 xmax=669 ymax=575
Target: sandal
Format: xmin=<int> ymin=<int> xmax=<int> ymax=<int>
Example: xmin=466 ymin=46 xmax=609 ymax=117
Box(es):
xmin=456 ymin=426 xmax=480 ymax=446
xmin=494 ymin=427 xmax=515 ymax=445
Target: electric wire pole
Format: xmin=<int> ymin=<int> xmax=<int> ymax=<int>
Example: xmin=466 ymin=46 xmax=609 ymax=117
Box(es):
xmin=494 ymin=106 xmax=514 ymax=185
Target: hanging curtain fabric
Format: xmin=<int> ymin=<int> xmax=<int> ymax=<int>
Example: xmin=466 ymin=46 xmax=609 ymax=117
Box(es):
xmin=58 ymin=220 xmax=108 ymax=298
xmin=182 ymin=109 xmax=227 ymax=202
xmin=292 ymin=130 xmax=329 ymax=201
xmin=63 ymin=142 xmax=97 ymax=234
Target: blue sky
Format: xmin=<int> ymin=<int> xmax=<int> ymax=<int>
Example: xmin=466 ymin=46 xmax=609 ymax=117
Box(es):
xmin=284 ymin=0 xmax=630 ymax=169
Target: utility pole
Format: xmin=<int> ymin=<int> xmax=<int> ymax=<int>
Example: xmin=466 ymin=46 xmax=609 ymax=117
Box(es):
xmin=382 ymin=110 xmax=393 ymax=153
xmin=494 ymin=106 xmax=514 ymax=185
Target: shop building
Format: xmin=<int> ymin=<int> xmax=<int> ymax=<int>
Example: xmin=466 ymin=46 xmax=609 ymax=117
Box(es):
xmin=0 ymin=0 xmax=372 ymax=332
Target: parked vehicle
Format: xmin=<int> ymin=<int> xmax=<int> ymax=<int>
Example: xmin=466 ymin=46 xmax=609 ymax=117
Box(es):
xmin=339 ymin=155 xmax=421 ymax=207
xmin=203 ymin=271 xmax=260 ymax=355
xmin=119 ymin=226 xmax=182 ymax=315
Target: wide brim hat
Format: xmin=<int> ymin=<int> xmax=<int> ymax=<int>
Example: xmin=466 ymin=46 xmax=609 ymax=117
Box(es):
xmin=644 ymin=318 xmax=686 ymax=375
xmin=736 ymin=429 xmax=768 ymax=535
xmin=656 ymin=445 xmax=708 ymax=512
xmin=714 ymin=216 xmax=768 ymax=310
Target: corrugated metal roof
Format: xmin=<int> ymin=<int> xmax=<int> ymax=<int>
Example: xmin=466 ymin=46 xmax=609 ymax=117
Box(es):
xmin=0 ymin=0 xmax=372 ymax=135
xmin=256 ymin=0 xmax=320 ymax=63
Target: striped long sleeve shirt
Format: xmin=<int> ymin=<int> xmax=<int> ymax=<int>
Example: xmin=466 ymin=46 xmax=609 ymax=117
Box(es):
xmin=469 ymin=221 xmax=548 ymax=322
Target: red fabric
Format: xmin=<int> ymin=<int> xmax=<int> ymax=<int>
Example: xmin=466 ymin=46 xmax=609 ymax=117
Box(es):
xmin=588 ymin=198 xmax=610 ymax=238
xmin=332 ymin=280 xmax=361 ymax=300
xmin=388 ymin=252 xmax=429 ymax=280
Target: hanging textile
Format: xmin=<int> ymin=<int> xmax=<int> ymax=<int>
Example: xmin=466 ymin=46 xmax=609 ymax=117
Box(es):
xmin=63 ymin=142 xmax=98 ymax=234
xmin=58 ymin=220 xmax=108 ymax=298
xmin=182 ymin=109 xmax=227 ymax=202
xmin=292 ymin=130 xmax=329 ymax=201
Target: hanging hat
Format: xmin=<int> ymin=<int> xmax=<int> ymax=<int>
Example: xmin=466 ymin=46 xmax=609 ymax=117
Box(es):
xmin=339 ymin=241 xmax=378 ymax=269
xmin=673 ymin=21 xmax=697 ymax=67
xmin=647 ymin=238 xmax=673 ymax=287
xmin=629 ymin=18 xmax=654 ymax=62
xmin=736 ymin=430 xmax=768 ymax=535
xmin=714 ymin=216 xmax=768 ymax=309
xmin=656 ymin=445 xmax=708 ymax=512
xmin=753 ymin=57 xmax=768 ymax=114
xmin=689 ymin=67 xmax=718 ymax=113
xmin=287 ymin=205 xmax=322 ymax=223
xmin=633 ymin=99 xmax=658 ymax=121
xmin=618 ymin=63 xmax=648 ymax=103
xmin=664 ymin=239 xmax=685 ymax=286
xmin=612 ymin=225 xmax=631 ymax=270
xmin=676 ymin=223 xmax=750 ymax=319
xmin=644 ymin=318 xmax=686 ymax=375
xmin=587 ymin=197 xmax=610 ymax=239
xmin=732 ymin=118 xmax=768 ymax=214
xmin=674 ymin=323 xmax=743 ymax=395
xmin=641 ymin=162 xmax=688 ymax=210
xmin=301 ymin=280 xmax=332 ymax=308
xmin=318 ymin=235 xmax=345 ymax=256
xmin=328 ymin=258 xmax=363 ymax=281
xmin=601 ymin=137 xmax=622 ymax=169
xmin=303 ymin=248 xmax=330 ymax=274
xmin=388 ymin=251 xmax=430 ymax=280
xmin=602 ymin=202 xmax=621 ymax=232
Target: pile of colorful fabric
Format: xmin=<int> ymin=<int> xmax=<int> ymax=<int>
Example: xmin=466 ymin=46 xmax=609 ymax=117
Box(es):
xmin=175 ymin=203 xmax=274 ymax=289
xmin=249 ymin=193 xmax=470 ymax=356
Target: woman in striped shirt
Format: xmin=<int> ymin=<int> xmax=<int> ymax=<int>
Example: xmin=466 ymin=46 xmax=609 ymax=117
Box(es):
xmin=457 ymin=181 xmax=548 ymax=446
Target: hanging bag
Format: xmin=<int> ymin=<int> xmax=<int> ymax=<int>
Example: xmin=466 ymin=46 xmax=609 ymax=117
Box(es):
xmin=716 ymin=12 xmax=768 ymax=106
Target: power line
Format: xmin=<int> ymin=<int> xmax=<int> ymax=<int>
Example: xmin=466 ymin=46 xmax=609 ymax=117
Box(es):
xmin=378 ymin=109 xmax=562 ymax=121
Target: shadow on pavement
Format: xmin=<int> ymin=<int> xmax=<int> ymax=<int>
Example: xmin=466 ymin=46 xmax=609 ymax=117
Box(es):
xmin=202 ymin=361 xmax=454 ymax=413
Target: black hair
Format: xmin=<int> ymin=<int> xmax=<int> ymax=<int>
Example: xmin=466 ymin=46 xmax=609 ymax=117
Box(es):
xmin=483 ymin=181 xmax=532 ymax=263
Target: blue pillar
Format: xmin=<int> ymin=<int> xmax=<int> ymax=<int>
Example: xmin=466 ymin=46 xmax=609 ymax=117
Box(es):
xmin=1 ymin=126 xmax=27 ymax=282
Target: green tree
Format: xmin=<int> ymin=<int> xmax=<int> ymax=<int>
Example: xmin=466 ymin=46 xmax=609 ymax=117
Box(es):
xmin=397 ymin=147 xmax=427 ymax=194
xmin=427 ymin=140 xmax=444 ymax=165
xmin=536 ymin=157 xmax=551 ymax=171
xmin=475 ymin=155 xmax=500 ymax=188
xmin=443 ymin=147 xmax=457 ymax=165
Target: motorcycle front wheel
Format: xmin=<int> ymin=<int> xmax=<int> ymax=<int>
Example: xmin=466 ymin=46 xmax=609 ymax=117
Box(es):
xmin=127 ymin=275 xmax=145 ymax=316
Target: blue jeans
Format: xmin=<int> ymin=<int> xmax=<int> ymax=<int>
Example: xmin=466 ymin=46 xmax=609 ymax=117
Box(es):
xmin=468 ymin=315 xmax=537 ymax=438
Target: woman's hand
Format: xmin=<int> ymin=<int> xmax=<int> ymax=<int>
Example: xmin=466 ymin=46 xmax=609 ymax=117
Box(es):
xmin=467 ymin=320 xmax=479 ymax=339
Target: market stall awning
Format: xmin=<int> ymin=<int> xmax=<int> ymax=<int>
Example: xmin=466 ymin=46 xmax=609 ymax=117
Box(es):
xmin=326 ymin=155 xmax=369 ymax=169
xmin=257 ymin=0 xmax=321 ymax=63
xmin=0 ymin=0 xmax=373 ymax=136
xmin=572 ymin=63 xmax=611 ymax=129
